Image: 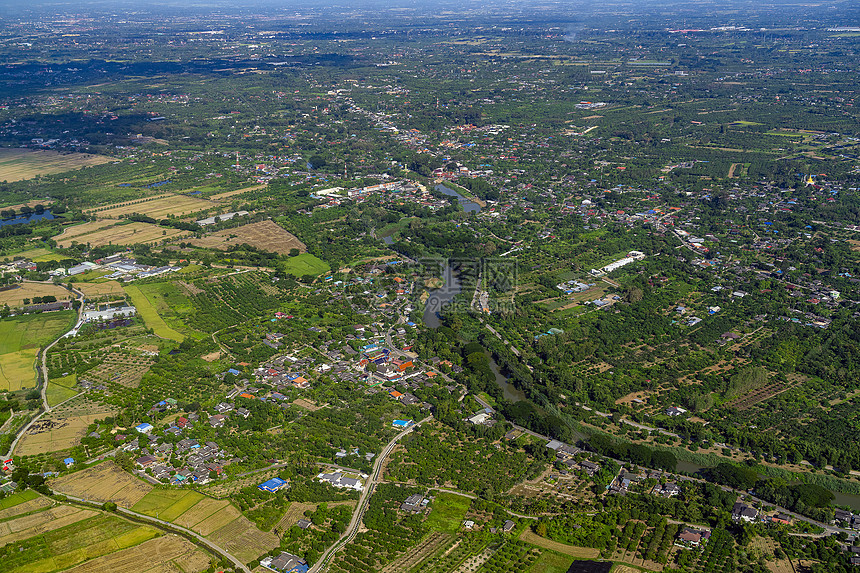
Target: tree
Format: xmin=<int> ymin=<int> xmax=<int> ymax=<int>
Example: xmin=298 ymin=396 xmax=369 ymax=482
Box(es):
xmin=103 ymin=501 xmax=117 ymax=512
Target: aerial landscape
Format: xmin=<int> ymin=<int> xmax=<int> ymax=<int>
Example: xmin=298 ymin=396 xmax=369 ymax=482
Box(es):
xmin=1 ymin=0 xmax=860 ymax=571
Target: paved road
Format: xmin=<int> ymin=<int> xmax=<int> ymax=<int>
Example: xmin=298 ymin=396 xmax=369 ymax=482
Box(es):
xmin=61 ymin=494 xmax=250 ymax=572
xmin=310 ymin=416 xmax=431 ymax=573
xmin=38 ymin=282 xmax=85 ymax=412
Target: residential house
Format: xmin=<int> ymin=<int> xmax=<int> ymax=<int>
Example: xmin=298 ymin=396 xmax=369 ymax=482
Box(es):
xmin=732 ymin=503 xmax=758 ymax=523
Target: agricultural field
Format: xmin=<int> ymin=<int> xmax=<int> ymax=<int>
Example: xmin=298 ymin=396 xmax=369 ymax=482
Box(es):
xmin=425 ymin=492 xmax=472 ymax=534
xmin=0 ymin=311 xmax=76 ymax=391
xmin=0 ymin=282 xmax=72 ymax=308
xmin=0 ymin=505 xmax=98 ymax=545
xmin=61 ymin=534 xmax=211 ymax=573
xmin=132 ymin=489 xmax=205 ymax=520
xmin=173 ymin=498 xmax=231 ymax=529
xmin=0 ymin=349 xmax=37 ymax=392
xmin=0 ymin=149 xmax=113 ymax=182
xmin=0 ymin=511 xmax=160 ymax=573
xmin=188 ymin=220 xmax=306 ymax=255
xmin=56 ymin=220 xmax=188 ymax=248
xmin=49 ymin=461 xmax=153 ymax=507
xmin=519 ymin=531 xmax=600 ymax=559
xmin=208 ymin=184 xmax=265 ymax=201
xmin=54 ymin=220 xmax=120 ymax=247
xmin=526 ymin=550 xmax=575 ymax=573
xmin=74 ymin=280 xmax=129 ymax=299
xmin=0 ymin=490 xmax=51 ymax=519
xmin=133 ymin=488 xmax=279 ymax=564
xmin=123 ymin=283 xmax=186 ymax=341
xmin=207 ymin=513 xmax=279 ymax=564
xmin=87 ymin=193 xmax=212 ymax=219
xmin=280 ymin=253 xmax=330 ymax=276
xmin=46 ymin=374 xmax=80 ymax=407
xmin=16 ymin=409 xmax=111 ymax=455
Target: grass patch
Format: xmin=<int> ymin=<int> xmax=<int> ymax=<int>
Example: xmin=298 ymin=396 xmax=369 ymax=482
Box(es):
xmin=46 ymin=381 xmax=79 ymax=407
xmin=0 ymin=349 xmax=37 ymax=391
xmin=425 ymin=492 xmax=471 ymax=534
xmin=123 ymin=284 xmax=185 ymax=342
xmin=72 ymin=269 xmax=113 ymax=282
xmin=0 ymin=311 xmax=77 ymax=354
xmin=527 ymin=550 xmax=574 ymax=573
xmin=280 ymin=253 xmax=329 ymax=277
xmin=0 ymin=490 xmax=39 ymax=510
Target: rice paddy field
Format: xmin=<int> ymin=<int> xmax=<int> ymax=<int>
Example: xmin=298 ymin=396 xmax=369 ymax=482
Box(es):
xmin=61 ymin=534 xmax=211 ymax=573
xmin=49 ymin=461 xmax=153 ymax=507
xmin=0 ymin=149 xmax=113 ymax=182
xmin=131 ymin=488 xmax=278 ymax=564
xmin=1 ymin=510 xmax=161 ymax=573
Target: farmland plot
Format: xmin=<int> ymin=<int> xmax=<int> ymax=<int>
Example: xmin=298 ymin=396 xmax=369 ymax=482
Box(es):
xmin=62 ymin=534 xmax=211 ymax=573
xmin=50 ymin=461 xmax=152 ymax=506
xmin=88 ymin=194 xmax=212 ymax=219
xmin=16 ymin=407 xmax=116 ymax=455
xmin=208 ymin=514 xmax=279 ymax=564
xmin=0 ymin=282 xmax=73 ymax=308
xmin=173 ymin=498 xmax=230 ymax=529
xmin=188 ymin=220 xmax=306 ymax=254
xmin=57 ymin=221 xmax=188 ymax=248
xmin=0 ymin=149 xmax=112 ymax=182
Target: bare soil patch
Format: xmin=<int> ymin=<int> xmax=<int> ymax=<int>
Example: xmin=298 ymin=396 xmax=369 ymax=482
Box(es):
xmin=188 ymin=220 xmax=306 ymax=255
xmin=519 ymin=530 xmax=599 ymax=558
xmin=17 ymin=411 xmax=116 ymax=455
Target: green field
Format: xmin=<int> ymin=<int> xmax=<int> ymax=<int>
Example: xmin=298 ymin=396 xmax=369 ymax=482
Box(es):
xmin=0 ymin=311 xmax=77 ymax=354
xmin=526 ymin=550 xmax=574 ymax=573
xmin=425 ymin=492 xmax=471 ymax=534
xmin=46 ymin=374 xmax=79 ymax=407
xmin=0 ymin=489 xmax=39 ymax=510
xmin=0 ymin=312 xmax=76 ymax=391
xmin=281 ymin=253 xmax=330 ymax=277
xmin=132 ymin=488 xmax=190 ymax=516
xmin=123 ymin=284 xmax=185 ymax=342
xmin=4 ymin=513 xmax=159 ymax=573
xmin=132 ymin=489 xmax=204 ymax=521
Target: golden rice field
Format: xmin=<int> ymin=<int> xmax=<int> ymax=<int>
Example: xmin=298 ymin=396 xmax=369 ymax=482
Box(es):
xmin=87 ymin=194 xmax=212 ymax=219
xmin=0 ymin=149 xmax=113 ymax=182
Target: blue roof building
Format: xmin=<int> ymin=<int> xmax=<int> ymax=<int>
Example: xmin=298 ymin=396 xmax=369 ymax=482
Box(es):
xmin=259 ymin=477 xmax=288 ymax=493
xmin=392 ymin=419 xmax=413 ymax=428
xmin=63 ymin=458 xmax=74 ymax=467
xmin=135 ymin=423 xmax=153 ymax=434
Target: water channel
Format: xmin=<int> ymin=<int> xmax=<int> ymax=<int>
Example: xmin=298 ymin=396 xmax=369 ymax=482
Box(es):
xmin=434 ymin=183 xmax=481 ymax=213
xmin=0 ymin=209 xmax=54 ymax=228
xmin=386 ymin=191 xmax=860 ymax=509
